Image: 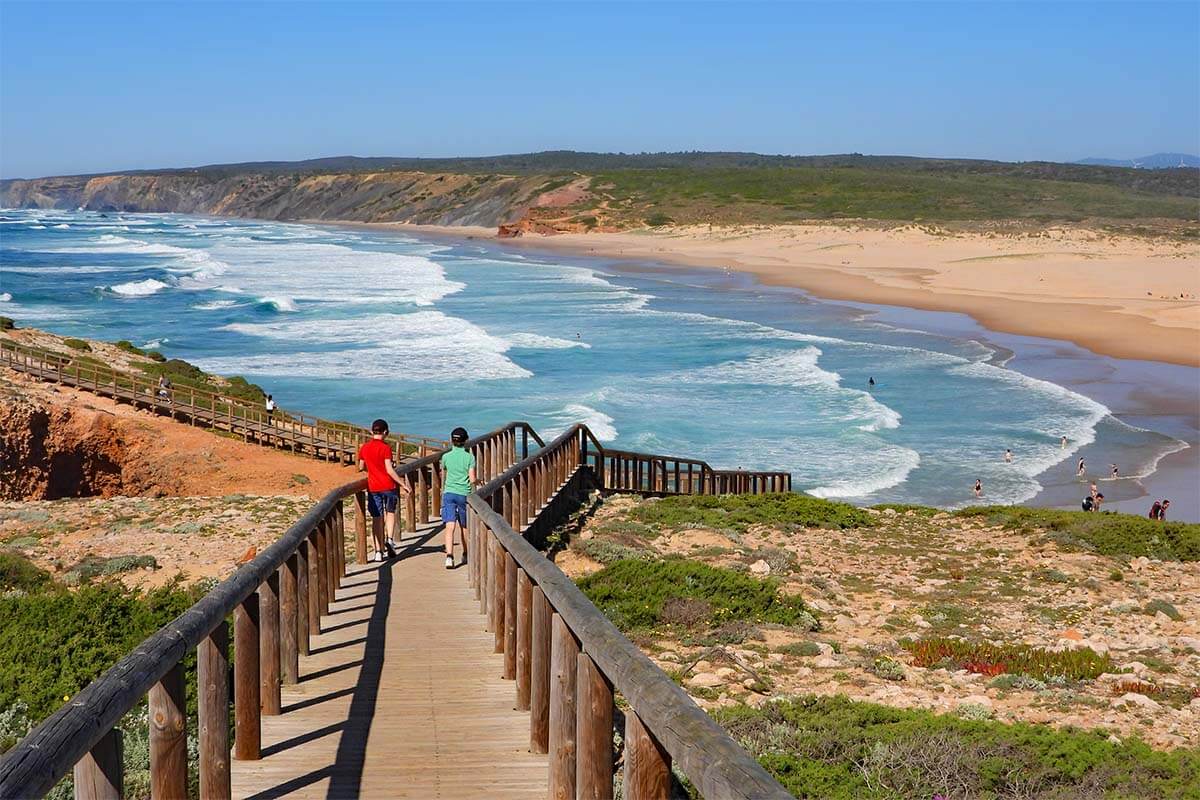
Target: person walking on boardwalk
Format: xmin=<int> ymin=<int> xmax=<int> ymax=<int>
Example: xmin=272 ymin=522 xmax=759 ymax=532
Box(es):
xmin=357 ymin=419 xmax=407 ymax=562
xmin=440 ymin=427 xmax=477 ymax=569
xmin=265 ymin=394 xmax=276 ymax=423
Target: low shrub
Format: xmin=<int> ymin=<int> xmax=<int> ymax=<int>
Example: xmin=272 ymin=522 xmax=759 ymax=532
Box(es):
xmin=868 ymin=656 xmax=905 ymax=681
xmin=0 ymin=317 xmax=15 ymax=331
xmin=989 ymin=673 xmax=1047 ymax=691
xmin=778 ymin=641 xmax=823 ymax=658
xmin=572 ymin=538 xmax=654 ymax=565
xmin=63 ymin=338 xmax=91 ymax=352
xmin=0 ymin=580 xmax=205 ymax=721
xmin=956 ymin=702 xmax=993 ymax=721
xmin=715 ymin=695 xmax=1200 ymax=799
xmin=114 ymin=340 xmax=145 ymax=356
xmin=0 ymin=552 xmax=51 ymax=593
xmin=630 ymin=493 xmax=873 ymax=533
xmin=871 ymin=503 xmax=939 ymax=517
xmin=1145 ymin=598 xmax=1183 ymax=621
xmin=903 ymin=637 xmax=1113 ymax=681
xmin=577 ymin=558 xmax=819 ymax=632
xmin=954 ymin=506 xmax=1200 ymax=562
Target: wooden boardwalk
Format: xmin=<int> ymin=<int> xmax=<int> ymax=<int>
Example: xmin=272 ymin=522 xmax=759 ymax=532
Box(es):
xmin=230 ymin=525 xmax=548 ymax=799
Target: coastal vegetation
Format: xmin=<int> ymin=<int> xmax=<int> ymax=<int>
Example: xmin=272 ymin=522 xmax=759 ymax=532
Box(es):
xmin=715 ymin=695 xmax=1200 ymax=799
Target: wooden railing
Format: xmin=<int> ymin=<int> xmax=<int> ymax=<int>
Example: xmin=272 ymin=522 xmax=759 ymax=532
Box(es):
xmin=0 ymin=421 xmax=533 ymax=800
xmin=0 ymin=338 xmax=446 ymax=463
xmin=467 ymin=425 xmax=792 ymax=799
xmin=0 ymin=416 xmax=795 ymax=799
xmin=598 ymin=446 xmax=791 ymax=495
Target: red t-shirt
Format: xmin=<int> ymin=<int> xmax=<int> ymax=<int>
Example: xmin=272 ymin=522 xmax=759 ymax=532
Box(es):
xmin=358 ymin=439 xmax=396 ymax=492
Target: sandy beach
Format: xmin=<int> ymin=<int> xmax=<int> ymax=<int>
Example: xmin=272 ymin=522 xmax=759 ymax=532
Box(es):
xmin=377 ymin=222 xmax=1200 ymax=368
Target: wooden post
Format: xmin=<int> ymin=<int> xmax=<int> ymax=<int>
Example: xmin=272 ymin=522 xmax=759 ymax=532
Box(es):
xmin=624 ymin=711 xmax=670 ymax=800
xmin=149 ymin=662 xmax=187 ymax=800
xmin=234 ymin=594 xmax=261 ymax=760
xmin=316 ymin=522 xmax=330 ymax=617
xmin=280 ymin=554 xmax=299 ymax=685
xmin=576 ymin=653 xmax=614 ymax=800
xmin=404 ymin=475 xmax=417 ymax=533
xmin=503 ymin=553 xmax=517 ymax=680
xmin=417 ymin=466 xmax=430 ymax=525
xmin=307 ymin=533 xmax=321 ymax=636
xmin=480 ymin=521 xmax=491 ymax=623
xmin=336 ymin=504 xmax=346 ymax=578
xmin=530 ymin=587 xmax=552 ymax=754
xmin=548 ymin=613 xmax=579 ymax=800
xmin=516 ymin=569 xmax=532 ymax=710
xmin=198 ymin=622 xmax=231 ymax=800
xmin=354 ymin=491 xmax=368 ymax=564
xmin=323 ymin=517 xmax=337 ymax=603
xmin=492 ymin=538 xmax=505 ymax=653
xmin=259 ymin=574 xmax=282 ymax=716
xmin=73 ymin=728 xmax=122 ymax=800
xmin=297 ymin=541 xmax=310 ymax=655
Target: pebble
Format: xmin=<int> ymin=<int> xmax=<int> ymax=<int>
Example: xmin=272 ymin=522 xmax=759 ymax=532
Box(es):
xmin=749 ymin=559 xmax=770 ymax=576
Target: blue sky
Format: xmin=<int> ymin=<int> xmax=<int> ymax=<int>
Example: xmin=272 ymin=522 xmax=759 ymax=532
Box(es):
xmin=1 ymin=1 xmax=1197 ymax=178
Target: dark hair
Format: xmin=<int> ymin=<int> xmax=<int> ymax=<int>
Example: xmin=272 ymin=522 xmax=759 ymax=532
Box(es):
xmin=1096 ymin=493 xmax=1104 ymax=499
xmin=371 ymin=418 xmax=389 ymax=434
xmin=451 ymin=426 xmax=469 ymax=444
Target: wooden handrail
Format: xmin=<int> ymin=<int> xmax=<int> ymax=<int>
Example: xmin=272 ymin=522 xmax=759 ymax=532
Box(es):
xmin=467 ymin=426 xmax=793 ymax=798
xmin=0 ymin=338 xmax=447 ymax=461
xmin=0 ymin=401 xmax=792 ymax=798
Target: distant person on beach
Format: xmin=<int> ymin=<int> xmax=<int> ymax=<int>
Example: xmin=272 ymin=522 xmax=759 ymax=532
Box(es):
xmin=1077 ymin=457 xmax=1086 ymax=477
xmin=265 ymin=394 xmax=276 ymax=421
xmin=1089 ymin=480 xmax=1099 ymax=500
xmin=1004 ymin=449 xmax=1013 ymax=463
xmin=973 ymin=479 xmax=982 ymax=499
xmin=440 ymin=427 xmax=477 ymax=569
xmin=157 ymin=375 xmax=172 ymax=405
xmin=1082 ymin=492 xmax=1104 ymax=512
xmin=1061 ymin=435 xmax=1068 ymax=449
xmin=357 ymin=419 xmax=407 ymax=562
xmin=1110 ymin=464 xmax=1119 ymax=479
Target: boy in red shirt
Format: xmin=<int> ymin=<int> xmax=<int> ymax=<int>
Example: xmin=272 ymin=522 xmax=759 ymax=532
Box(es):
xmin=357 ymin=418 xmax=408 ymax=562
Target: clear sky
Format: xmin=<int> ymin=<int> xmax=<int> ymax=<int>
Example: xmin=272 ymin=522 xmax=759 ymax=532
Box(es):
xmin=1 ymin=1 xmax=1197 ymax=178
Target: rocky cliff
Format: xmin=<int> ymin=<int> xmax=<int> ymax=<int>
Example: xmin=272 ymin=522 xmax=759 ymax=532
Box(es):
xmin=0 ymin=170 xmax=577 ymax=228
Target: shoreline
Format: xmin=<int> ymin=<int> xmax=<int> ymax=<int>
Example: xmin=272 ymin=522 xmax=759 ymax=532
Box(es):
xmin=350 ymin=221 xmax=1200 ymax=368
xmin=331 ymin=219 xmax=1200 ymax=520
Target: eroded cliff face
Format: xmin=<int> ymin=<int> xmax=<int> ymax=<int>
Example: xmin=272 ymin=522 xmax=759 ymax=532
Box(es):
xmin=0 ymin=396 xmax=138 ymax=500
xmin=0 ymin=170 xmax=571 ymax=228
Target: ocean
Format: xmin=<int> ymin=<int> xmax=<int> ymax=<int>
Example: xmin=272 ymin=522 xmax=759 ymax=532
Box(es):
xmin=0 ymin=208 xmax=1190 ymax=511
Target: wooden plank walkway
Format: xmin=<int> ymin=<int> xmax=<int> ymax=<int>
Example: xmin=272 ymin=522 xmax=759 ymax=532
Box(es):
xmin=231 ymin=525 xmax=548 ymax=799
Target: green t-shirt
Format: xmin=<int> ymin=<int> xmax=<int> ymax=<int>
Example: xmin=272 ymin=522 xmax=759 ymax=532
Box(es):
xmin=441 ymin=447 xmax=476 ymax=496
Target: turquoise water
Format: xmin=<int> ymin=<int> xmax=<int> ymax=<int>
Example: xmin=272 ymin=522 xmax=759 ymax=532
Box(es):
xmin=0 ymin=208 xmax=1187 ymax=508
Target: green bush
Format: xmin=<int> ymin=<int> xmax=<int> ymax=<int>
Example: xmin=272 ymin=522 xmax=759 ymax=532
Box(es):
xmin=955 ymin=506 xmax=1200 ymax=562
xmin=0 ymin=551 xmax=51 ymax=593
xmin=904 ymin=637 xmax=1113 ymax=681
xmin=716 ymin=695 xmax=1200 ymax=799
xmin=577 ymin=558 xmax=818 ymax=632
xmin=644 ymin=212 xmax=674 ymax=227
xmin=0 ymin=580 xmax=205 ymax=722
xmin=870 ymin=503 xmax=939 ymax=517
xmin=63 ymin=338 xmax=91 ymax=352
xmin=114 ymin=340 xmax=145 ymax=356
xmin=0 ymin=317 xmax=15 ymax=331
xmin=778 ymin=641 xmax=823 ymax=657
xmin=1145 ymin=599 xmax=1183 ymax=621
xmin=145 ymin=351 xmax=166 ymax=363
xmin=631 ymin=493 xmax=873 ymax=532
xmin=571 ymin=538 xmax=654 ymax=565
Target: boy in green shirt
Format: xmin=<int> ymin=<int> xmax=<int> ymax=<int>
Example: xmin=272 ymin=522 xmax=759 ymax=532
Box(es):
xmin=440 ymin=427 xmax=477 ymax=568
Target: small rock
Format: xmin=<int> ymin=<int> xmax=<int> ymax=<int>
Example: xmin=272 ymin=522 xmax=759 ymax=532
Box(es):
xmin=882 ymin=508 xmax=897 ymax=516
xmin=813 ymin=656 xmax=841 ymax=669
xmin=960 ymin=695 xmax=993 ymax=708
xmin=866 ymin=508 xmax=881 ymax=516
xmin=1154 ymin=611 xmax=1175 ymax=624
xmin=688 ymin=672 xmax=724 ymax=688
xmin=658 ymin=651 xmax=678 ymax=662
xmin=715 ymin=667 xmax=738 ymax=679
xmin=1120 ymin=661 xmax=1150 ymax=677
xmin=914 ymin=617 xmax=932 ymax=629
xmin=833 ymin=614 xmax=855 ymax=629
xmin=749 ymin=559 xmax=771 ymax=576
xmin=1059 ymin=628 xmax=1083 ymax=641
xmin=1108 ymin=600 xmax=1139 ymax=614
xmin=1115 ymin=692 xmax=1161 ymax=711
xmin=1178 ymin=637 xmax=1200 ymax=653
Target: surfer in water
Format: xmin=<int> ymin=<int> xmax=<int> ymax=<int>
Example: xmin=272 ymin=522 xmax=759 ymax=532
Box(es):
xmin=868 ymin=377 xmax=875 ymax=388
xmin=1061 ymin=435 xmax=1068 ymax=449
xmin=1111 ymin=464 xmax=1119 ymax=479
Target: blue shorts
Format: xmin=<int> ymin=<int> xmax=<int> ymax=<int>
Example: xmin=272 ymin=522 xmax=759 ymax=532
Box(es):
xmin=441 ymin=492 xmax=467 ymax=526
xmin=367 ymin=489 xmax=399 ymax=518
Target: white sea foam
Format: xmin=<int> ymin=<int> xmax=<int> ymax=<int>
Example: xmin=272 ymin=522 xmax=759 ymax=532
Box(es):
xmin=0 ymin=293 xmax=11 ymax=302
xmin=193 ymin=299 xmax=241 ymax=311
xmin=53 ymin=224 xmax=70 ymax=229
xmin=505 ymin=332 xmax=590 ymax=350
xmin=141 ymin=338 xmax=168 ymax=349
xmin=46 ymin=235 xmax=192 ymax=256
xmin=108 ymin=278 xmax=170 ymax=297
xmin=549 ymin=404 xmax=617 ymax=441
xmin=678 ymin=348 xmax=843 ymax=390
xmin=808 ymin=448 xmax=922 ymax=499
xmin=210 ymin=311 xmax=531 ymax=381
xmin=29 ymin=225 xmax=46 ymax=229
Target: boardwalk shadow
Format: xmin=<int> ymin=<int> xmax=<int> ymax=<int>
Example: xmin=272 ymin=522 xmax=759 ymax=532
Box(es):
xmin=244 ymin=558 xmax=393 ymax=800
